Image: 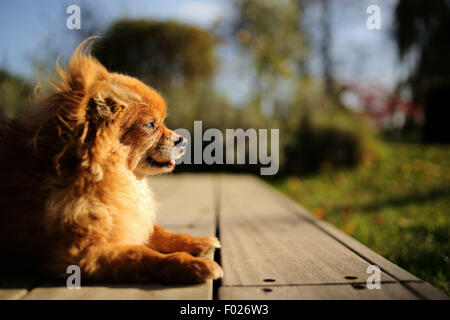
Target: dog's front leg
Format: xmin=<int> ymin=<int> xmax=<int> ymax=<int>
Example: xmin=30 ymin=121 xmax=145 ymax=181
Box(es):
xmin=149 ymin=225 xmax=221 ymax=257
xmin=77 ymin=244 xmax=223 ymax=284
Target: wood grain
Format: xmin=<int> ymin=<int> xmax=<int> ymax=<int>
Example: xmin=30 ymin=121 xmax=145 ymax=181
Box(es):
xmin=265 ymin=178 xmax=421 ymax=282
xmin=404 ymin=282 xmax=449 ymax=300
xmin=218 ymin=175 xmax=394 ymax=286
xmin=219 ymin=283 xmax=418 ymax=300
xmin=23 ymin=279 xmax=212 ymax=300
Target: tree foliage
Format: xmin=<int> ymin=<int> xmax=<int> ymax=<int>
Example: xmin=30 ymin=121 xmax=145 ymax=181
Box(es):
xmin=394 ymin=0 xmax=450 ymax=143
xmin=234 ymin=0 xmax=307 ymax=75
xmin=0 ymin=69 xmax=33 ymax=122
xmin=233 ymin=0 xmax=308 ymax=98
xmin=93 ymin=19 xmax=217 ymax=90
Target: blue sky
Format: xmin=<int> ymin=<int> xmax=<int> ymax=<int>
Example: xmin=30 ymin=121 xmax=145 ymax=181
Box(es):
xmin=0 ymin=0 xmax=232 ymax=77
xmin=0 ymin=0 xmax=402 ymax=103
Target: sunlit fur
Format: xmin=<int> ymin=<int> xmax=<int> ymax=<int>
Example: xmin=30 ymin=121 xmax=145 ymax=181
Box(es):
xmin=0 ymin=39 xmax=222 ymax=283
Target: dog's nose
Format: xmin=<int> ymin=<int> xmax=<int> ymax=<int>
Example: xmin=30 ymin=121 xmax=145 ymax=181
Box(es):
xmin=174 ymin=136 xmax=187 ymax=148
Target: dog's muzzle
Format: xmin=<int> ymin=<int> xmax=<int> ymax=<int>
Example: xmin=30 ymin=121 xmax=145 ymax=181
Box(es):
xmin=171 ymin=134 xmax=188 ymax=161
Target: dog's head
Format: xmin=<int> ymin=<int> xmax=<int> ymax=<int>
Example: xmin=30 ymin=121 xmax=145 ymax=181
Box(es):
xmin=45 ymin=39 xmax=187 ymax=179
xmin=110 ymin=73 xmax=188 ymax=177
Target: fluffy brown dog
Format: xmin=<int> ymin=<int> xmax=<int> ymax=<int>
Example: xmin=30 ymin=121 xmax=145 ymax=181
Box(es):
xmin=0 ymin=39 xmax=223 ymax=284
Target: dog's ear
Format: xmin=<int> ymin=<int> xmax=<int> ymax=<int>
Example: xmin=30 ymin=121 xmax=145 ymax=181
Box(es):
xmin=86 ymin=83 xmax=138 ymax=121
xmin=87 ymin=90 xmax=119 ymax=121
xmin=53 ymin=38 xmax=139 ymax=125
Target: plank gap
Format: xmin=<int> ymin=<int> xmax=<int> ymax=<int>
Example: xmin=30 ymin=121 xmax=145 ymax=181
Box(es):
xmin=212 ymin=176 xmax=222 ymax=301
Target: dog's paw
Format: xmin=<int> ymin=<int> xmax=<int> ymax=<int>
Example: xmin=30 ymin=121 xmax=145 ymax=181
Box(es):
xmin=189 ymin=258 xmax=224 ymax=282
xmin=162 ymin=252 xmax=223 ymax=284
xmin=189 ymin=236 xmax=221 ymax=257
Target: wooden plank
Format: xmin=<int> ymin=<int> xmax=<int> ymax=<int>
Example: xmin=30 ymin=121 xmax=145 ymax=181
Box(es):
xmin=151 ymin=174 xmax=217 ymax=235
xmin=219 ymin=283 xmax=418 ymax=300
xmin=218 ymin=175 xmax=395 ymax=287
xmin=264 ymin=177 xmax=421 ymax=282
xmin=23 ymin=277 xmax=212 ymax=300
xmin=0 ymin=288 xmax=27 ymax=300
xmin=405 ymin=282 xmax=449 ymax=300
xmin=22 ymin=174 xmax=218 ymax=300
xmin=0 ymin=275 xmax=41 ymax=300
xmin=256 ymin=175 xmax=450 ymax=298
xmin=218 ymin=175 xmax=447 ymax=299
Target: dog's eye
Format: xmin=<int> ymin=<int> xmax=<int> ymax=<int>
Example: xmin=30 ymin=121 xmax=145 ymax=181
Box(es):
xmin=144 ymin=121 xmax=156 ymax=130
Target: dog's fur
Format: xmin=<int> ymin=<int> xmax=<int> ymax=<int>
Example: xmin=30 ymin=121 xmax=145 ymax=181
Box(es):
xmin=0 ymin=39 xmax=223 ymax=283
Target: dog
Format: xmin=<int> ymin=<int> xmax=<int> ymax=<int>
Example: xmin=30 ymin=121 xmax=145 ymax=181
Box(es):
xmin=0 ymin=39 xmax=223 ymax=284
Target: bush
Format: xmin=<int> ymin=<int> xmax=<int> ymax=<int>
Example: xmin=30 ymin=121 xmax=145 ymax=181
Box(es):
xmin=0 ymin=69 xmax=33 ymax=122
xmin=276 ymin=80 xmax=384 ymax=176
xmin=284 ymin=115 xmax=362 ymax=175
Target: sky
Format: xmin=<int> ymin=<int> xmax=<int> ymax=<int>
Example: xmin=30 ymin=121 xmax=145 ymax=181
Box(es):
xmin=0 ymin=0 xmax=403 ymax=104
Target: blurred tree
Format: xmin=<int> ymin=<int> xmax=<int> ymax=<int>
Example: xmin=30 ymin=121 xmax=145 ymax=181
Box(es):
xmin=394 ymin=0 xmax=450 ymax=143
xmin=319 ymin=0 xmax=334 ymax=98
xmin=93 ymin=19 xmax=217 ymax=91
xmin=232 ymin=0 xmax=376 ymax=174
xmin=233 ymin=0 xmax=308 ymax=113
xmin=0 ymin=69 xmax=33 ymax=123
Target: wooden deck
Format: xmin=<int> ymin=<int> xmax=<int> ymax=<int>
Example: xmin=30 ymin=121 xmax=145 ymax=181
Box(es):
xmin=0 ymin=174 xmax=447 ymax=300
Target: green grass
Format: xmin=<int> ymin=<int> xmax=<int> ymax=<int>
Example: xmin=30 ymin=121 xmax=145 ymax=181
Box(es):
xmin=269 ymin=142 xmax=450 ymax=295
